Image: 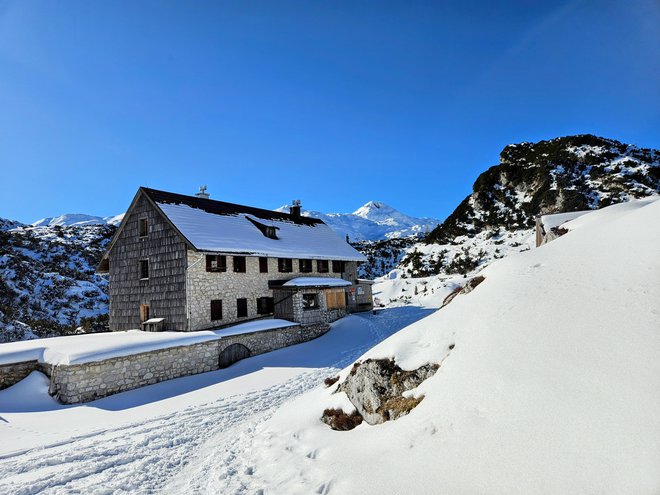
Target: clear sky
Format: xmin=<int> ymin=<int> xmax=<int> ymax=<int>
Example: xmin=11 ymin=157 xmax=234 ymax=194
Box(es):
xmin=1 ymin=0 xmax=659 ymax=223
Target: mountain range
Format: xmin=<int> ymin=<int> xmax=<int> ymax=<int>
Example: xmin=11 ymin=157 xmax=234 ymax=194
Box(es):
xmin=1 ymin=134 xmax=659 ymax=342
xmin=31 ymin=214 xmax=125 ymax=228
xmin=276 ymin=201 xmax=441 ymax=241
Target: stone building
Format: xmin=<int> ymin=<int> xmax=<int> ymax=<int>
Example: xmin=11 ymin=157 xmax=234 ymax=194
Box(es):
xmin=98 ymin=187 xmax=372 ymax=332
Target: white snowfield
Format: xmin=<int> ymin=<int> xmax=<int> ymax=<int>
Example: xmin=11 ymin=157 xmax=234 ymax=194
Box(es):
xmin=0 ymin=319 xmax=298 ymax=366
xmin=230 ymin=196 xmax=660 ymax=494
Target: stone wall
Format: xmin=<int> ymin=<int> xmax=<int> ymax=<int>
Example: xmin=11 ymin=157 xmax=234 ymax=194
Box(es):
xmin=46 ymin=322 xmax=330 ymax=404
xmin=186 ymin=251 xmax=355 ymax=331
xmin=218 ymin=322 xmax=329 ymax=356
xmin=49 ymin=341 xmax=219 ymax=404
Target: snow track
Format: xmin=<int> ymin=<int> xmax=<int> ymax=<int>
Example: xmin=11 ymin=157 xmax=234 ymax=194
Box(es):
xmin=0 ymin=308 xmax=434 ymax=494
xmin=0 ymin=369 xmax=333 ymax=494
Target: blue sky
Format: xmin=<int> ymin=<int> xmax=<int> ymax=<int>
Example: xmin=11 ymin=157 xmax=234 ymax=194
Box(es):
xmin=1 ymin=0 xmax=659 ymax=223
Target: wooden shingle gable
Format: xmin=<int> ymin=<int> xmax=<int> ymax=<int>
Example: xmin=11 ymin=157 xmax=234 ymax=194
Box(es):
xmin=96 ymin=187 xmax=195 ymax=273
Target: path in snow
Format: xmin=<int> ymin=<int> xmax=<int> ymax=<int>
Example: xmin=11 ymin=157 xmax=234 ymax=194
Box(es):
xmin=0 ymin=307 xmax=434 ymax=494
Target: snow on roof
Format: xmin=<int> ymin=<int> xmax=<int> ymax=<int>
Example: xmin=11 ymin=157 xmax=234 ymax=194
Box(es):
xmin=211 ymin=319 xmax=298 ymax=337
xmin=144 ymin=188 xmax=365 ymax=261
xmin=539 ymin=210 xmax=590 ymax=230
xmin=282 ymin=277 xmax=352 ymax=288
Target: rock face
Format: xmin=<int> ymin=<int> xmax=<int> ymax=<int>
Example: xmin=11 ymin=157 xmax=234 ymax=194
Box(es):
xmin=340 ymin=358 xmax=439 ymax=425
xmin=427 ymin=135 xmax=660 ymax=245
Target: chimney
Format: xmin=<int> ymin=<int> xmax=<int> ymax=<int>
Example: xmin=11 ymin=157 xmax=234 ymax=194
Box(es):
xmin=289 ymin=199 xmax=301 ymax=219
xmin=195 ymin=185 xmax=210 ymax=199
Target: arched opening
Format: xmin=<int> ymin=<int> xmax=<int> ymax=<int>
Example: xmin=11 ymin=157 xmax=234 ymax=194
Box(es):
xmin=218 ymin=343 xmax=251 ymax=368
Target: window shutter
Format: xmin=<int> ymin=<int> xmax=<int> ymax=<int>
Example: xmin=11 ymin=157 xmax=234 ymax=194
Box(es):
xmin=211 ymin=300 xmax=223 ymax=321
xmin=206 ymin=255 xmax=212 ymax=272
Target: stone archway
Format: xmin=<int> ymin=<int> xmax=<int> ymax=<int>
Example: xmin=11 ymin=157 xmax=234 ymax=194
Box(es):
xmin=218 ymin=343 xmax=251 ymax=368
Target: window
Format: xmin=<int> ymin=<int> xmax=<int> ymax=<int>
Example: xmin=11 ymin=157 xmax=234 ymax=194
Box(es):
xmin=139 ymin=218 xmax=148 ymax=237
xmin=259 ymin=257 xmax=269 ymax=273
xmin=302 ymin=293 xmax=319 ymax=310
xmin=278 ymin=258 xmax=293 ymax=273
xmin=206 ymin=255 xmax=227 ymax=272
xmin=299 ymin=259 xmax=313 ymax=273
xmin=233 ymin=256 xmax=246 ymax=273
xmin=265 ymin=226 xmax=277 ymax=239
xmin=237 ymin=298 xmax=248 ymax=318
xmin=139 ymin=259 xmax=149 ymax=279
xmin=332 ymin=260 xmax=345 ymax=273
xmin=257 ymin=296 xmax=274 ymax=315
xmin=211 ymin=300 xmax=223 ymax=321
xmin=326 ymin=289 xmax=346 ymax=309
xmin=140 ymin=304 xmax=150 ymax=322
xmin=317 ymin=260 xmax=329 ymax=273
xmin=246 ymin=216 xmax=279 ymax=239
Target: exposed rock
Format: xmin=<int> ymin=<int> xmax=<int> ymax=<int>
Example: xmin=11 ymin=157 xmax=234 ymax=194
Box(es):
xmin=441 ymin=275 xmax=485 ymax=308
xmin=462 ymin=274 xmax=485 ymax=294
xmin=339 ymin=358 xmax=438 ymax=425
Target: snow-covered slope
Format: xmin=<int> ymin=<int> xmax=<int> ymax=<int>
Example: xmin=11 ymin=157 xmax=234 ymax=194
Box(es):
xmin=31 ymin=213 xmax=124 ymax=227
xmin=276 ymin=201 xmax=440 ymax=241
xmin=375 ymin=134 xmax=660 ymax=293
xmin=0 ymin=220 xmax=115 ymax=342
xmin=237 ymin=196 xmax=660 ymax=494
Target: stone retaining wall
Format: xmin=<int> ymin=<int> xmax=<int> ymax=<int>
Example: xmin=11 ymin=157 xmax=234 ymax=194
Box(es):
xmin=45 ymin=322 xmax=330 ymax=404
xmin=49 ymin=340 xmax=220 ymax=404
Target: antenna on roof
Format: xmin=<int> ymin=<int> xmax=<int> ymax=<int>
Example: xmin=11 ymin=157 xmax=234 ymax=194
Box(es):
xmin=195 ymin=185 xmax=210 ymax=199
xmin=289 ymin=199 xmax=302 ymax=219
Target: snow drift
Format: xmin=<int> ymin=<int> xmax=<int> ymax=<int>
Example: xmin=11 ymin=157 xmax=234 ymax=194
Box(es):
xmin=243 ymin=197 xmax=660 ymax=494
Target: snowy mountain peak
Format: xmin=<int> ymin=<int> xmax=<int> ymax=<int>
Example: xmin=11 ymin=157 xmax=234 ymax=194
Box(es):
xmin=276 ymin=202 xmax=440 ymax=241
xmin=353 ymin=201 xmax=394 ymax=218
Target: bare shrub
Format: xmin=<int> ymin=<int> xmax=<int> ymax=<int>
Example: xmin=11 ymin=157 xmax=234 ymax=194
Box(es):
xmin=324 ymin=375 xmax=339 ymax=388
xmin=321 ymin=408 xmax=363 ymax=431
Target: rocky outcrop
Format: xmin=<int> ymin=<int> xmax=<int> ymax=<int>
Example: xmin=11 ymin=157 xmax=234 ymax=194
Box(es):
xmin=426 ymin=135 xmax=660 ymax=245
xmin=441 ymin=275 xmax=485 ymax=308
xmin=339 ymin=358 xmax=439 ymax=425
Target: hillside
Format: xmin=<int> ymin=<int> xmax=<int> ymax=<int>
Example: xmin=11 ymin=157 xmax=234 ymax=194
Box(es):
xmin=428 ymin=134 xmax=659 ymax=244
xmin=239 ymin=197 xmax=660 ymax=494
xmin=378 ymin=135 xmax=660 ymax=306
xmin=0 ymin=220 xmax=115 ymax=342
xmin=2 ymin=135 xmax=658 ymax=340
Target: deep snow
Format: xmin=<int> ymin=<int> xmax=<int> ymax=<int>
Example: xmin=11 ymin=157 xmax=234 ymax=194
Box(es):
xmin=232 ymin=196 xmax=660 ymax=494
xmin=0 ymin=307 xmax=434 ymax=493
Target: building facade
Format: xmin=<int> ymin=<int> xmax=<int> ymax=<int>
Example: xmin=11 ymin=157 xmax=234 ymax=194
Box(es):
xmin=98 ymin=187 xmax=372 ymax=332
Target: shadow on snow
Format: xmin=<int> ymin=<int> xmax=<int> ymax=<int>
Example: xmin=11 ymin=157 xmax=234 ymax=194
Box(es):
xmin=0 ymin=306 xmax=435 ymax=413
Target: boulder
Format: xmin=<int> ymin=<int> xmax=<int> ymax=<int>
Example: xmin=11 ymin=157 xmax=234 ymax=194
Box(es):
xmin=339 ymin=358 xmax=438 ymax=425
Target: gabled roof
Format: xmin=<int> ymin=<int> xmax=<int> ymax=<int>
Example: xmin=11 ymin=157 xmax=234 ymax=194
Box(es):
xmin=99 ymin=188 xmax=366 ymax=269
